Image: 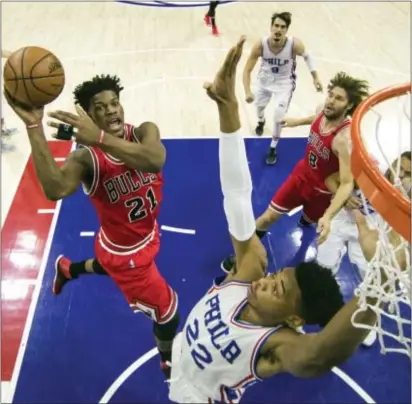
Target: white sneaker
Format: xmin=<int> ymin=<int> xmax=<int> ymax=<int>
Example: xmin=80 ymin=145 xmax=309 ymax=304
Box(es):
xmin=362 ymin=329 xmax=377 ymax=347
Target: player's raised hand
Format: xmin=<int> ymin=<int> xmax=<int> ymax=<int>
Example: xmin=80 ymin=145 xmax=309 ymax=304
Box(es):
xmin=3 ymin=88 xmax=44 ymax=125
xmin=203 ymin=36 xmax=246 ymax=105
xmin=47 ymin=104 xmax=101 ymax=146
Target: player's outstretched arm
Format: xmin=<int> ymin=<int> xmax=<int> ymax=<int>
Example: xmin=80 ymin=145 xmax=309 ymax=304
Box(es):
xmin=265 ymin=294 xmax=377 ymax=378
xmin=243 ymin=41 xmax=261 ymax=101
xmin=3 ymin=89 xmax=91 ymax=201
xmin=293 ymin=38 xmax=323 ymax=92
xmin=204 ymin=36 xmax=267 ymax=282
xmin=317 ymin=128 xmax=354 ymax=244
xmin=99 ymin=121 xmax=166 ymax=173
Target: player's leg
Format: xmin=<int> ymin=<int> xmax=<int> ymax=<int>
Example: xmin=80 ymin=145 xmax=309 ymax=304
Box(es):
xmin=52 ymin=256 xmax=108 ymax=295
xmin=221 ymin=171 xmax=305 ymax=272
xmin=204 ymin=1 xmax=219 ymax=35
xmin=266 ymin=85 xmax=294 ymax=165
xmin=254 ymin=86 xmax=272 ymax=136
xmin=126 ymin=260 xmax=179 ymax=380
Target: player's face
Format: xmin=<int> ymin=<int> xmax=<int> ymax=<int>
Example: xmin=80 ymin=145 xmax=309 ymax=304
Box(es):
xmin=270 ymin=18 xmax=288 ymax=43
xmin=248 ymin=269 xmax=303 ymax=327
xmin=324 ymin=87 xmax=352 ymax=120
xmin=390 ymin=156 xmax=411 ymax=198
xmin=400 ymin=156 xmax=411 ymax=197
xmin=89 ymin=90 xmax=125 ymax=137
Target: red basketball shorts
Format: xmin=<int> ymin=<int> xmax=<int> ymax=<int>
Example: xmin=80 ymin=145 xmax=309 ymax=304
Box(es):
xmin=94 ymin=232 xmax=178 ymax=324
xmin=270 ymin=168 xmax=332 ymax=223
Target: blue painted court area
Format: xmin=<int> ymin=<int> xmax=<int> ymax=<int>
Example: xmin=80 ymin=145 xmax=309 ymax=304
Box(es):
xmin=13 ymin=139 xmax=411 ymax=403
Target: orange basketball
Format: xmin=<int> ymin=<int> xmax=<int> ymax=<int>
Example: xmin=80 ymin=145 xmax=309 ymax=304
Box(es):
xmin=3 ymin=46 xmax=65 ymax=108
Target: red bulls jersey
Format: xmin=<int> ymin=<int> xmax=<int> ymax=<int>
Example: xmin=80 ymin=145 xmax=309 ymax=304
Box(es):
xmin=82 ymin=124 xmax=163 ymax=255
xmin=302 ymin=112 xmax=351 ymax=190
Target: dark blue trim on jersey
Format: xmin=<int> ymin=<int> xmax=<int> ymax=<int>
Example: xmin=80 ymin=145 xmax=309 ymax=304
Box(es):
xmin=117 ymin=0 xmax=235 ymax=8
xmin=213 ymin=275 xmax=251 ymax=288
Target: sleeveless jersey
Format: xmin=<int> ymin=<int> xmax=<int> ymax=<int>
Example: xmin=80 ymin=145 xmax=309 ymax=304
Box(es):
xmin=177 ymin=276 xmax=281 ymax=403
xmin=302 ymin=112 xmax=351 ymax=190
xmin=82 ymin=124 xmax=163 ymax=255
xmin=256 ymin=36 xmax=297 ymax=91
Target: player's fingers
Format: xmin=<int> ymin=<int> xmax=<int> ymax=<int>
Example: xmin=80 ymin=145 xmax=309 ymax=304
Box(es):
xmin=75 ymin=103 xmax=88 ymax=117
xmin=232 ymin=35 xmax=246 ymax=66
xmin=47 ymin=121 xmax=60 ymax=129
xmin=47 ymin=111 xmax=78 ymax=126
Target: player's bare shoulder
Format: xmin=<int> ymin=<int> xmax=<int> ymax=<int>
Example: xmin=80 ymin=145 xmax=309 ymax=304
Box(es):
xmin=292 ymin=37 xmax=305 ymax=56
xmin=255 ymin=327 xmax=302 ymax=378
xmin=331 ymin=125 xmax=351 ymax=156
xmin=132 ymin=121 xmax=161 ymax=143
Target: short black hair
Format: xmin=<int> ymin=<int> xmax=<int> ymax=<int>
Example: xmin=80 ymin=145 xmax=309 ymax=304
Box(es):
xmin=385 ymin=150 xmax=411 ymax=182
xmin=73 ymin=74 xmax=124 ymax=112
xmin=271 ymin=12 xmax=292 ymax=28
xmin=295 ymin=261 xmax=344 ymax=327
xmin=328 ymin=72 xmax=369 ymax=116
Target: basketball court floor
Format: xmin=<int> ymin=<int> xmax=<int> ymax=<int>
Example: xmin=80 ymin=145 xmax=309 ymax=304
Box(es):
xmin=1 ymin=1 xmax=411 ymax=403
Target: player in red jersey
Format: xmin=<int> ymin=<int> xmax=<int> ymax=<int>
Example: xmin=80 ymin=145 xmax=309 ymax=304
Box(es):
xmin=221 ymin=72 xmax=369 ymax=272
xmin=4 ymin=75 xmax=179 ymax=380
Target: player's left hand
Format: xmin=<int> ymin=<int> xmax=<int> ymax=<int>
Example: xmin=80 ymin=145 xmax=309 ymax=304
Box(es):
xmin=47 ymin=104 xmax=101 ymax=146
xmin=314 ymin=78 xmax=323 ymax=92
xmin=316 ymin=214 xmax=331 ymax=245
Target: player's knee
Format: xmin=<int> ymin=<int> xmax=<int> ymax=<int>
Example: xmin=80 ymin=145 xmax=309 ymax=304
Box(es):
xmin=153 ymin=312 xmax=180 ymax=341
xmin=274 ymin=104 xmax=287 ymax=123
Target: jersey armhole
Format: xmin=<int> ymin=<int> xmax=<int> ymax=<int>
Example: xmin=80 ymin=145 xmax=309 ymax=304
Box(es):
xmin=81 ymin=146 xmax=100 ymax=196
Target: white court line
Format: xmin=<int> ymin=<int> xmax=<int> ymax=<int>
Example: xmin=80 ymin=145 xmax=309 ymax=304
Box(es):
xmin=287 ymin=206 xmax=303 ymax=217
xmin=37 ymin=209 xmax=55 ymax=214
xmin=80 ymin=231 xmax=95 ymax=237
xmin=6 ymin=200 xmax=63 ymax=403
xmin=6 ymin=143 xmax=76 ymax=404
xmin=1 ymin=382 xmax=11 ymax=404
xmin=99 ymin=345 xmax=376 ymax=404
xmin=99 ymin=347 xmax=158 ymax=403
xmin=161 ymin=225 xmax=196 ymax=235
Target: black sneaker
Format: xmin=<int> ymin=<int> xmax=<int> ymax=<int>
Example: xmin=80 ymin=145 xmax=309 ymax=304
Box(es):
xmin=266 ymin=147 xmax=277 ymax=165
xmin=255 ymin=120 xmax=265 ymax=136
xmin=220 ymin=255 xmax=236 ymax=273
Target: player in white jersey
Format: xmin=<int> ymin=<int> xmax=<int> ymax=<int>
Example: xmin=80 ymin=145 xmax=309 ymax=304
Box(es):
xmin=169 ymin=37 xmax=386 ymax=404
xmin=243 ymin=12 xmax=323 ymax=164
xmin=316 ymin=151 xmax=411 ymax=347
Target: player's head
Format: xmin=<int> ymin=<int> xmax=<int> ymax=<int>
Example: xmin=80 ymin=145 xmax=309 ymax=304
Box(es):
xmin=385 ymin=151 xmax=411 ymax=198
xmin=270 ymin=12 xmax=291 ymax=43
xmin=324 ymin=72 xmax=369 ymax=120
xmin=73 ymin=74 xmax=125 ymax=137
xmin=247 ymin=262 xmax=344 ymax=328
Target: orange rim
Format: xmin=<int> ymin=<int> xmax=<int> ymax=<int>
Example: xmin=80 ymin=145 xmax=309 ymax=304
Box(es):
xmin=351 ymin=82 xmax=411 ymax=243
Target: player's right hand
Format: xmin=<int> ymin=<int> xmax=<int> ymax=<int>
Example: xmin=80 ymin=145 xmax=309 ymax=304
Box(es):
xmin=281 ymin=118 xmax=300 ymax=128
xmin=3 ymin=88 xmax=44 ymax=125
xmin=345 ymin=196 xmax=362 ymax=210
xmin=245 ymin=93 xmax=254 ymax=103
xmin=203 ymin=36 xmax=246 ymax=105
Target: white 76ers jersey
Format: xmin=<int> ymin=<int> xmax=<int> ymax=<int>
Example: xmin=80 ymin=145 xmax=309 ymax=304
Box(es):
xmin=256 ymin=36 xmax=297 ymax=91
xmin=169 ymin=277 xmax=281 ymax=403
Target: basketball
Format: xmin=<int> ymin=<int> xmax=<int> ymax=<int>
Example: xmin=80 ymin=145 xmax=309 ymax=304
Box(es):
xmin=3 ymin=46 xmax=65 ymax=108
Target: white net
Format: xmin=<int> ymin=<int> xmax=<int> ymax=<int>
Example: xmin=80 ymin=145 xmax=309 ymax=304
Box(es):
xmin=351 ymin=85 xmax=411 ymax=357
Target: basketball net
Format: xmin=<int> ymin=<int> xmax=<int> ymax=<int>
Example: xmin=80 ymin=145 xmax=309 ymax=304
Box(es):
xmin=350 ymin=83 xmax=411 ymax=357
